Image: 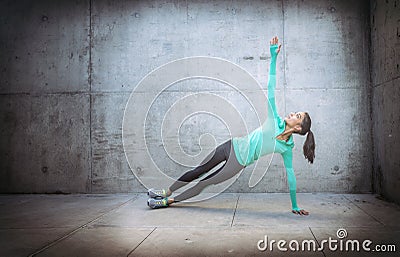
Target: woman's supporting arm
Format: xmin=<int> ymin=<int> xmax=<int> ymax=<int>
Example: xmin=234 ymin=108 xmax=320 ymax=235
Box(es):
xmin=282 ymin=150 xmax=309 ymax=215
xmin=281 ymin=150 xmax=300 ymax=211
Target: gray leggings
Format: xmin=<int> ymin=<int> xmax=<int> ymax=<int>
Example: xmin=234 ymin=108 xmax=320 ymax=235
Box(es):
xmin=169 ymin=140 xmax=244 ymax=202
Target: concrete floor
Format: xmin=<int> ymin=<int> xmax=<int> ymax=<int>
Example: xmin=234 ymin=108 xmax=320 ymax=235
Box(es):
xmin=0 ymin=193 xmax=399 ymax=257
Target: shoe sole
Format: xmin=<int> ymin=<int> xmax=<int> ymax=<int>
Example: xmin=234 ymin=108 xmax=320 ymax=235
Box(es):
xmin=147 ymin=199 xmax=156 ymax=209
xmin=147 ymin=190 xmax=165 ymax=199
xmin=147 ymin=198 xmax=168 ymax=209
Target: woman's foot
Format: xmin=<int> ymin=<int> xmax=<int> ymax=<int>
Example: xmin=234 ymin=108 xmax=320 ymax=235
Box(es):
xmin=147 ymin=188 xmax=171 ymax=198
xmin=147 ymin=188 xmax=166 ymax=198
xmin=147 ymin=197 xmax=169 ymax=209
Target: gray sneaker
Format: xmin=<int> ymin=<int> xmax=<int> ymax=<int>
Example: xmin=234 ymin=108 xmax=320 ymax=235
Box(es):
xmin=147 ymin=188 xmax=168 ymax=198
xmin=147 ymin=198 xmax=169 ymax=209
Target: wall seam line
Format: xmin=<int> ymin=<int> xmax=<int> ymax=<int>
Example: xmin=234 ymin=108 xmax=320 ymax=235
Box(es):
xmin=89 ymin=0 xmax=93 ymax=193
xmin=368 ymin=0 xmax=375 ymax=194
xmin=282 ymin=0 xmax=287 ymax=117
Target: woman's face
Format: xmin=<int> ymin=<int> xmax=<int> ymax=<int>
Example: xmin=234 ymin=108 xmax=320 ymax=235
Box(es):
xmin=284 ymin=111 xmax=306 ymax=131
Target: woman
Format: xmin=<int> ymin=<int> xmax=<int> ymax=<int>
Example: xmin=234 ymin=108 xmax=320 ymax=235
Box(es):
xmin=147 ymin=36 xmax=315 ymax=215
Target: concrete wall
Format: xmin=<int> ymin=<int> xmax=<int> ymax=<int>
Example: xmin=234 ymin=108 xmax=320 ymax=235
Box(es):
xmin=370 ymin=0 xmax=400 ymax=204
xmin=0 ymin=0 xmax=92 ymax=193
xmin=0 ymin=0 xmax=372 ymax=194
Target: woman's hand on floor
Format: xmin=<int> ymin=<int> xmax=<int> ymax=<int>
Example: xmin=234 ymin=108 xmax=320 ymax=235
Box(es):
xmin=292 ymin=209 xmax=309 ymax=215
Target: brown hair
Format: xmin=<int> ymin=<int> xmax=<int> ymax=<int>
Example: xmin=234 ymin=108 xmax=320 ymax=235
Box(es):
xmin=299 ymin=112 xmax=315 ymax=164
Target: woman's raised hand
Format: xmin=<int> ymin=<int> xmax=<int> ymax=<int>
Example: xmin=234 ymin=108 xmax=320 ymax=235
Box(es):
xmin=269 ymin=36 xmax=282 ymax=54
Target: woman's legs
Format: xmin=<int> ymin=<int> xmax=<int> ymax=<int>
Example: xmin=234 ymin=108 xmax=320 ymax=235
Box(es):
xmin=168 ymin=140 xmax=232 ymax=193
xmin=169 ymin=140 xmax=244 ymax=203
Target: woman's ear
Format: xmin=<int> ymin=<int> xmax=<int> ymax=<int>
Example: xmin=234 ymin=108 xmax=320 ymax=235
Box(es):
xmin=294 ymin=125 xmax=302 ymax=133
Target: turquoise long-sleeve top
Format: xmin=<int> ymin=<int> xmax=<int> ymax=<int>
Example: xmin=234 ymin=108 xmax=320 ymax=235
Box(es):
xmin=232 ymin=44 xmax=300 ymax=211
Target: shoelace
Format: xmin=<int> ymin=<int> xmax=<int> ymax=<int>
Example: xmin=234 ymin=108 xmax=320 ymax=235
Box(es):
xmin=151 ymin=189 xmax=165 ymax=196
xmin=155 ymin=199 xmax=166 ymax=205
xmin=156 ymin=189 xmax=165 ymax=196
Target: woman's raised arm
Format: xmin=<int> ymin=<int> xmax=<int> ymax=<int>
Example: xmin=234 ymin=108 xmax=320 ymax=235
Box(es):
xmin=267 ymin=36 xmax=282 ymax=120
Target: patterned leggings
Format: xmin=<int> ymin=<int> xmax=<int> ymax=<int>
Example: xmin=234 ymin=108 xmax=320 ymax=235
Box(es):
xmin=169 ymin=140 xmax=244 ymax=202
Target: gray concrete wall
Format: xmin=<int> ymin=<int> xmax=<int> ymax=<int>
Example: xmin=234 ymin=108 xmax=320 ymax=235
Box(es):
xmin=0 ymin=0 xmax=372 ymax=194
xmin=370 ymin=0 xmax=400 ymax=204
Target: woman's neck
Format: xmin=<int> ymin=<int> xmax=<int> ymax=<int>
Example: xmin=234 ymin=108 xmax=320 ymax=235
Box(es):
xmin=277 ymin=125 xmax=294 ymax=141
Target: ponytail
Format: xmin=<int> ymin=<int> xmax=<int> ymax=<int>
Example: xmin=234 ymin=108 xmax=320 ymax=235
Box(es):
xmin=303 ymin=130 xmax=315 ymax=164
xmin=300 ymin=112 xmax=315 ymax=164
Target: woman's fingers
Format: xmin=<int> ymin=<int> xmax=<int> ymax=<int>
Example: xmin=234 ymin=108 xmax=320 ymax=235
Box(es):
xmin=270 ymin=36 xmax=279 ymax=45
xmin=300 ymin=210 xmax=309 ymax=215
xmin=270 ymin=36 xmax=282 ymax=53
xmin=292 ymin=209 xmax=310 ymax=215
